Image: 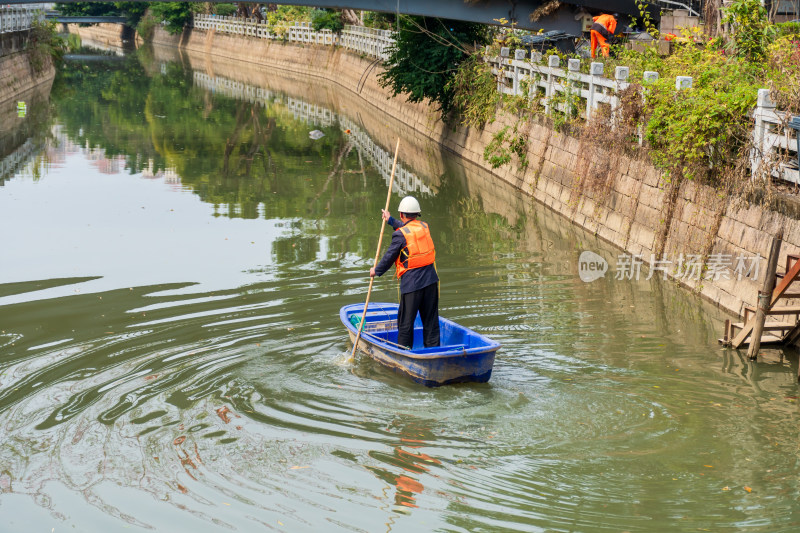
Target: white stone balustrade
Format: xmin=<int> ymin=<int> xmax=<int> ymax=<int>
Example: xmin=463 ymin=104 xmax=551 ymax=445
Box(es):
xmin=192 ymin=15 xmax=393 ymax=60
xmin=0 ymin=5 xmax=43 ymax=34
xmin=487 ymin=53 xmax=642 ymax=120
xmin=752 ymin=89 xmax=799 ymax=184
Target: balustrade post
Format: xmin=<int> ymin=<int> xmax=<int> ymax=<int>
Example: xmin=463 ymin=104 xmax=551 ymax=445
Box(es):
xmin=545 ymin=55 xmax=559 ymax=116
xmin=675 ymin=76 xmax=693 ymax=90
xmin=638 ymin=71 xmax=660 ymax=145
xmin=587 ymin=62 xmax=603 ymax=118
xmin=752 ymin=88 xmax=776 ymax=180
xmin=498 ymin=48 xmax=510 ymax=93
xmin=513 ymin=49 xmax=526 ymax=96
xmin=610 ymin=66 xmax=629 ymax=129
xmin=567 ymin=58 xmax=580 ymax=116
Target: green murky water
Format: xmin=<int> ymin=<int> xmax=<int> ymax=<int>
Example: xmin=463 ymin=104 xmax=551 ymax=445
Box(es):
xmin=1 ymin=48 xmax=799 ymax=532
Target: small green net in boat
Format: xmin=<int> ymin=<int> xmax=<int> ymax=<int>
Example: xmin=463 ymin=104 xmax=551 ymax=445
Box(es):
xmin=349 ymin=314 xmax=397 ymax=332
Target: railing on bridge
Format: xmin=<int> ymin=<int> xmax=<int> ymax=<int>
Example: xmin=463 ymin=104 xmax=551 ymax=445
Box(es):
xmin=192 ymin=14 xmax=393 ymax=60
xmin=0 ymin=5 xmax=43 ymax=34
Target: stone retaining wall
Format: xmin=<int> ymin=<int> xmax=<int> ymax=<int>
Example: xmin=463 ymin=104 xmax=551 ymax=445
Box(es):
xmin=71 ymin=25 xmax=800 ymax=320
xmin=65 ymin=23 xmax=139 ymax=48
xmin=0 ymin=48 xmax=54 ymax=106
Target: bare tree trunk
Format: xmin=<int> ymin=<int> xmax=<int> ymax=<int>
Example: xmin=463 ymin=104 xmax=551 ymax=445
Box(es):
xmin=253 ymin=4 xmax=264 ymax=21
xmin=703 ymin=0 xmax=723 ymax=39
xmin=768 ymin=0 xmax=780 ymax=22
xmin=342 ymin=9 xmax=361 ymax=26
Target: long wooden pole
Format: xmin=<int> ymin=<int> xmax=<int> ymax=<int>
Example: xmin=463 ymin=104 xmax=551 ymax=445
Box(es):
xmin=349 ymin=138 xmax=401 ymax=360
xmin=747 ymin=228 xmax=783 ymax=360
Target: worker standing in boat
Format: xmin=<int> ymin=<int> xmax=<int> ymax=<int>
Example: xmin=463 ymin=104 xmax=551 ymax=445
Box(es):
xmin=370 ymin=196 xmax=440 ymax=349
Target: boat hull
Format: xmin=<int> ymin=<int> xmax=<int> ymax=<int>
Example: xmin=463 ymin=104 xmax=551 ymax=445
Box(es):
xmin=342 ymin=303 xmax=499 ymax=387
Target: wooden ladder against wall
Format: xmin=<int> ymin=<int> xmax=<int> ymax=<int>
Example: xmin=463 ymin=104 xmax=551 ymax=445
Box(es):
xmin=722 ymin=254 xmax=800 ymax=348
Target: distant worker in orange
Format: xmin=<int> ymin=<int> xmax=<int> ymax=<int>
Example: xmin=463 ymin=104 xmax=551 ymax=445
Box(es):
xmin=590 ymin=13 xmax=617 ymax=58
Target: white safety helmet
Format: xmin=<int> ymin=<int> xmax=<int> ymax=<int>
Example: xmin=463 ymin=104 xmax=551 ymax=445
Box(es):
xmin=397 ymin=196 xmax=421 ymax=215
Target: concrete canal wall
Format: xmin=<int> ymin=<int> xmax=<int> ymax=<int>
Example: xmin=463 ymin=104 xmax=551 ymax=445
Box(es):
xmin=64 ymin=23 xmax=140 ymax=49
xmin=0 ymin=40 xmax=55 ymax=106
xmin=0 ymin=6 xmax=55 ymax=106
xmin=68 ymin=24 xmax=800 ymax=320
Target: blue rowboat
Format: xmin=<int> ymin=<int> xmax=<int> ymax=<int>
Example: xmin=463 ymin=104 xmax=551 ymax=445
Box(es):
xmin=340 ymin=303 xmax=500 ymax=387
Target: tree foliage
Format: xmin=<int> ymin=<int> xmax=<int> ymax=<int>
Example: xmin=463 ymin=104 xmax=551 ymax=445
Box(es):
xmin=642 ymin=47 xmax=761 ymax=182
xmin=54 ymin=2 xmax=148 ymax=26
xmin=311 ymin=9 xmax=344 ymax=33
xmin=27 ymin=18 xmax=66 ymax=72
xmin=363 ymin=11 xmax=394 ymax=29
xmin=263 ymin=5 xmax=312 ymax=26
xmin=148 ymin=3 xmax=195 ymax=34
xmin=722 ymin=0 xmax=775 ymax=62
xmin=379 ymin=16 xmax=490 ymax=116
xmin=213 ymin=3 xmax=238 ymax=17
xmin=447 ymin=54 xmax=499 ymax=127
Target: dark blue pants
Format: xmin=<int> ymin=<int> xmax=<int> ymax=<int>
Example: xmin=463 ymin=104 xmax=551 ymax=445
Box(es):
xmin=397 ymin=282 xmax=440 ymax=349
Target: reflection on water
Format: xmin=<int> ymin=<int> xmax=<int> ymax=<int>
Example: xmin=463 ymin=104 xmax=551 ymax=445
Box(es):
xmin=365 ymin=417 xmax=443 ymax=513
xmin=193 ymin=72 xmax=431 ymax=198
xmin=0 ymin=77 xmax=53 ymax=186
xmin=1 ymin=46 xmax=799 ymax=532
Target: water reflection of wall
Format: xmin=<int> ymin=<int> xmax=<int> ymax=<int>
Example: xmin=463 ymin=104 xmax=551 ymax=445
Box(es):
xmin=0 ymin=81 xmax=53 ymax=185
xmin=162 ymin=44 xmax=447 ymax=195
xmin=191 ymin=70 xmax=430 ymax=197
xmin=0 ymin=139 xmax=38 ymax=185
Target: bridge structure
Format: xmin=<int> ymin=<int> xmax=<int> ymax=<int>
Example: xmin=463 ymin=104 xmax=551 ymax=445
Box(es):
xmin=44 ymin=12 xmax=129 ymax=24
xmin=6 ymin=0 xmax=662 ymax=34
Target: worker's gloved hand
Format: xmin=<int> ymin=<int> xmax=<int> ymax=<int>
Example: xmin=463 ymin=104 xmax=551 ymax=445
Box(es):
xmin=381 ymin=209 xmax=390 ymax=222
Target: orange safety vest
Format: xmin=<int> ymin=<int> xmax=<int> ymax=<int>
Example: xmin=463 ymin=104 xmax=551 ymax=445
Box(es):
xmin=591 ymin=14 xmax=617 ymax=38
xmin=394 ymin=220 xmax=436 ymax=279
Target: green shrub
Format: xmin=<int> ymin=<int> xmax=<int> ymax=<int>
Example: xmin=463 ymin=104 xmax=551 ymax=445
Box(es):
xmin=363 ymin=11 xmax=394 ymax=29
xmin=723 ymin=0 xmax=776 ymax=62
xmin=136 ymin=12 xmax=157 ymax=41
xmin=379 ymin=16 xmax=490 ymax=116
xmin=311 ymin=9 xmax=344 ymax=33
xmin=644 ymin=48 xmax=761 ymax=182
xmin=214 ymin=3 xmax=237 ymax=17
xmin=264 ymin=6 xmax=311 ymax=26
xmin=148 ymin=2 xmax=194 ymax=35
xmin=447 ymin=54 xmax=500 ymax=127
xmin=766 ymin=36 xmax=800 ymax=113
xmin=66 ymin=33 xmax=82 ymax=53
xmin=27 ymin=18 xmax=66 ymax=72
